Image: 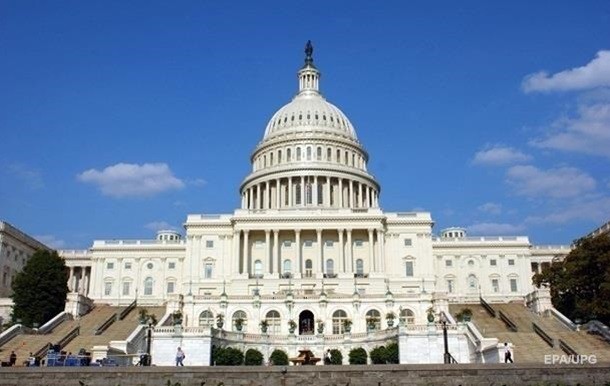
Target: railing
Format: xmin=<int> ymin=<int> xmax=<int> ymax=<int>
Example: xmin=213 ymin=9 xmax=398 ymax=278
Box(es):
xmin=479 ymin=297 xmax=497 ymax=318
xmin=126 ymin=324 xmax=148 ymax=354
xmin=498 ymin=310 xmax=518 ymax=332
xmin=533 ymin=322 xmax=554 ymax=347
xmin=118 ymin=300 xmax=137 ymax=321
xmin=39 ymin=311 xmax=71 ymax=334
xmin=33 ymin=326 xmax=81 ymax=359
xmin=0 ymin=324 xmax=22 ymax=347
xmin=548 ymin=308 xmax=576 ymax=331
xmin=559 ymin=339 xmax=579 ymax=356
xmin=585 ymin=320 xmax=610 ymax=343
xmin=94 ymin=313 xmax=118 ymax=335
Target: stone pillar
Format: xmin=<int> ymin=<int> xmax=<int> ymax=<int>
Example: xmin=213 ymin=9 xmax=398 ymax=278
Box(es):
xmin=295 ymin=230 xmax=301 ymax=275
xmin=233 ymin=230 xmax=240 ymax=274
xmin=69 ymin=267 xmax=75 ymax=292
xmin=316 ymin=229 xmax=323 ymax=276
xmin=265 ymin=230 xmax=271 ymax=275
xmin=256 ymin=184 xmax=261 ymax=209
xmin=338 ymin=229 xmax=345 ymax=273
xmin=349 ymin=180 xmax=354 ymax=208
xmin=338 ymin=179 xmax=343 ymax=208
xmin=346 ymin=229 xmax=353 ymax=273
xmin=265 ymin=181 xmax=270 ymax=209
xmin=300 ymin=176 xmax=305 ymax=206
xmin=368 ymin=229 xmax=375 ymax=272
xmin=276 ymin=179 xmax=281 ymax=209
xmin=378 ymin=230 xmax=385 ymax=272
xmin=325 ymin=177 xmax=331 ymax=207
xmin=243 ymin=230 xmax=250 ymax=275
xmin=288 ymin=177 xmax=293 ymax=207
xmin=273 ymin=230 xmax=279 ymax=276
xmin=358 ymin=182 xmax=363 ymax=208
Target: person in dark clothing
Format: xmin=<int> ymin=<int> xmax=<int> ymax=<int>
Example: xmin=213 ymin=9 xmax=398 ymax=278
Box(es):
xmin=9 ymin=351 xmax=16 ymax=366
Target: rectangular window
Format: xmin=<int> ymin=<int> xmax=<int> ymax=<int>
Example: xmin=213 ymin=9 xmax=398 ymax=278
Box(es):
xmin=304 ymin=240 xmax=313 ymax=247
xmin=122 ymin=281 xmax=130 ymax=296
xmin=510 ymin=279 xmax=518 ymax=292
xmin=325 ymin=240 xmax=334 ymax=247
xmin=445 ymin=260 xmax=452 ymax=267
xmin=206 ymin=240 xmax=214 ymax=248
xmin=405 ymin=261 xmax=414 ymax=277
xmin=167 ymin=282 xmax=175 ymax=294
xmin=508 ymin=259 xmax=515 ymax=266
xmin=106 ymin=262 xmax=114 ymax=270
xmin=490 ymin=259 xmax=497 ymax=266
xmin=104 ymin=282 xmax=112 ymax=296
xmin=124 ymin=262 xmax=132 ymax=270
xmin=168 ymin=262 xmax=176 ymax=269
xmin=404 ymin=238 xmax=412 ymax=246
xmin=492 ymin=279 xmax=499 ymax=293
xmin=354 ymin=239 xmax=364 ymax=247
xmin=446 ymin=279 xmax=454 ymax=293
xmin=204 ymin=263 xmax=213 ymax=279
xmin=283 ymin=240 xmax=292 ymax=247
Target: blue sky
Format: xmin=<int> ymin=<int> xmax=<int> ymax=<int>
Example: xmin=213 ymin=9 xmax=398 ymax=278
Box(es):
xmin=1 ymin=1 xmax=609 ymax=248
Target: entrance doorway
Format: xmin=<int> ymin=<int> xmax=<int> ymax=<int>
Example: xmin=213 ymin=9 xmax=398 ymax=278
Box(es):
xmin=299 ymin=310 xmax=314 ymax=335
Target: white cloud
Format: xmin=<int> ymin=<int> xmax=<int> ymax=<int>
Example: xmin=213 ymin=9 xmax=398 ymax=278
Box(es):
xmin=477 ymin=202 xmax=502 ymax=215
xmin=530 ymin=101 xmax=610 ymax=157
xmin=145 ymin=221 xmax=179 ymax=232
xmin=34 ymin=235 xmax=66 ymax=249
xmin=7 ymin=163 xmax=44 ymax=189
xmin=506 ymin=165 xmax=596 ymax=198
xmin=77 ymin=163 xmax=185 ymax=198
xmin=522 ymin=50 xmax=610 ymax=93
xmin=466 ymin=222 xmax=525 ymax=235
xmin=472 ymin=145 xmax=531 ymax=166
xmin=187 ymin=178 xmax=207 ymax=187
xmin=526 ymin=196 xmax=610 ymax=225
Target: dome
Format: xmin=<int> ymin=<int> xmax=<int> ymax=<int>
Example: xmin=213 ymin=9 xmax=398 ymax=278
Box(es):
xmin=262 ymin=94 xmax=358 ymax=140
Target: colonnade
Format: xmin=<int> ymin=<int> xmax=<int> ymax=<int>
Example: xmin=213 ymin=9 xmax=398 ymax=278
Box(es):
xmin=241 ymin=176 xmax=378 ymax=210
xmin=67 ymin=266 xmax=91 ymax=296
xmin=230 ymin=228 xmax=386 ymax=278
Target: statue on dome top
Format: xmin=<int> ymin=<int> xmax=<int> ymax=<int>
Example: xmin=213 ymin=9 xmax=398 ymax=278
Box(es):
xmin=304 ymin=40 xmax=314 ymax=65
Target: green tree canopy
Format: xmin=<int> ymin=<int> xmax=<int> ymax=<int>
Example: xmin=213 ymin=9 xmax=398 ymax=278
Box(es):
xmin=244 ymin=348 xmax=264 ymax=365
xmin=269 ymin=349 xmax=289 ymax=365
xmin=533 ymin=234 xmax=610 ymax=325
xmin=11 ymin=249 xmax=69 ymax=327
xmin=348 ymin=347 xmax=367 ymax=364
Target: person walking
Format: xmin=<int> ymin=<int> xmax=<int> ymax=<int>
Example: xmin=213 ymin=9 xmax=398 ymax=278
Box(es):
xmin=504 ymin=342 xmax=513 ymax=363
xmin=175 ymin=347 xmax=185 ymax=366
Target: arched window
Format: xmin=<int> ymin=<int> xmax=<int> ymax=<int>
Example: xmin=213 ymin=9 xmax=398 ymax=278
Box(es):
xmin=316 ymin=147 xmax=322 ymax=160
xmin=327 ymin=147 xmax=331 ymax=161
xmin=356 ymin=259 xmax=364 ymax=275
xmin=399 ymin=309 xmax=415 ymax=325
xmin=366 ymin=309 xmax=381 ymax=331
xmin=297 ymin=147 xmax=302 ymax=161
xmin=287 ymin=148 xmax=292 ymax=161
xmin=144 ymin=277 xmax=153 ymax=295
xmin=295 ymin=182 xmax=301 ymax=204
xmin=199 ymin=310 xmax=214 ymax=326
xmin=332 ymin=310 xmax=348 ymax=334
xmin=254 ymin=260 xmax=263 ymax=277
xmin=306 ymin=146 xmax=312 ymax=160
xmin=278 ymin=150 xmax=282 ymax=163
xmin=305 ymin=182 xmax=312 ymax=204
xmin=326 ymin=259 xmax=334 ymax=275
xmin=263 ymin=155 xmax=267 ymax=167
xmin=317 ymin=182 xmax=323 ymax=205
xmin=305 ymin=259 xmax=313 ymax=278
xmin=265 ymin=310 xmax=281 ymax=334
xmin=336 ymin=149 xmax=341 ymax=163
xmin=344 ymin=151 xmax=348 ymax=165
xmin=270 ymin=152 xmax=274 ymax=165
xmin=283 ymin=259 xmax=292 ymax=274
xmin=352 ymin=153 xmax=355 ymax=166
xmin=232 ymin=310 xmax=247 ymax=331
xmin=468 ymin=274 xmax=478 ymax=291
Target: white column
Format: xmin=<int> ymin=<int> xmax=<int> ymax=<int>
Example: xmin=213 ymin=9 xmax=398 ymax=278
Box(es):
xmin=338 ymin=229 xmax=345 ymax=273
xmin=368 ymin=229 xmax=375 ymax=272
xmin=256 ymin=184 xmax=261 ymax=209
xmin=346 ymin=229 xmax=352 ymax=273
xmin=288 ymin=177 xmax=293 ymax=207
xmin=69 ymin=267 xmax=75 ymax=292
xmin=265 ymin=181 xmax=270 ymax=209
xmin=265 ymin=230 xmax=271 ymax=275
xmin=378 ymin=230 xmax=385 ymax=272
xmin=273 ymin=230 xmax=279 ymax=276
xmin=338 ymin=179 xmax=343 ymax=208
xmin=313 ymin=176 xmax=318 ymax=206
xmin=325 ymin=177 xmax=330 ymax=207
xmin=349 ymin=180 xmax=354 ymax=208
xmin=358 ymin=182 xmax=363 ymax=208
xmin=276 ymin=179 xmax=281 ymax=209
xmin=295 ymin=230 xmax=301 ymax=275
xmin=316 ymin=229 xmax=323 ymax=276
xmin=300 ymin=176 xmax=305 ymax=206
xmin=243 ymin=230 xmax=250 ymax=275
xmin=232 ymin=231 xmax=240 ymax=274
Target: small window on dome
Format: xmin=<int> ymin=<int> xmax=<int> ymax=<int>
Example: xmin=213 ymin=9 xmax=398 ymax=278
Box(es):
xmin=327 ymin=147 xmax=331 ymax=161
xmin=297 ymin=148 xmax=301 ymax=161
xmin=336 ymin=149 xmax=341 ymax=163
xmin=317 ymin=147 xmax=322 ymax=160
xmin=306 ymin=147 xmax=312 ymax=160
xmin=291 ymin=115 xmax=294 ymax=121
xmin=330 ymin=116 xmax=334 ymax=122
xmin=287 ymin=148 xmax=292 ymax=161
xmin=323 ymin=115 xmax=326 ymax=120
xmin=307 ymin=113 xmax=311 ymax=120
xmin=284 ymin=117 xmax=287 ymax=123
xmin=315 ymin=114 xmax=319 ymax=120
xmin=299 ymin=114 xmax=302 ymax=120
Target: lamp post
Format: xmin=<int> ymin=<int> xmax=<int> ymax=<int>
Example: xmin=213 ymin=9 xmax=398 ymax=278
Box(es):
xmin=440 ymin=313 xmax=450 ymax=364
xmin=145 ymin=322 xmax=153 ymax=366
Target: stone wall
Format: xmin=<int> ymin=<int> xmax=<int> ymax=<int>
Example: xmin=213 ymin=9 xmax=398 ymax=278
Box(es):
xmin=0 ymin=364 xmax=609 ymax=386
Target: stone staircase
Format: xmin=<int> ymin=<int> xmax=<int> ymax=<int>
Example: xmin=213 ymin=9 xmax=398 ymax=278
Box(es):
xmin=62 ymin=306 xmax=165 ymax=354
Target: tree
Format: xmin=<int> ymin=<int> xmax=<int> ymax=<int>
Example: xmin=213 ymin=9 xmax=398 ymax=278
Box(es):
xmin=269 ymin=349 xmax=289 ymax=365
xmin=369 ymin=346 xmax=387 ymax=364
xmin=244 ymin=348 xmax=264 ymax=365
xmin=11 ymin=249 xmax=69 ymax=327
xmin=533 ymin=234 xmax=610 ymax=325
xmin=213 ymin=347 xmax=244 ymax=366
xmin=329 ymin=348 xmax=343 ymax=365
xmin=385 ymin=342 xmax=399 ymax=364
xmin=348 ymin=347 xmax=367 ymax=365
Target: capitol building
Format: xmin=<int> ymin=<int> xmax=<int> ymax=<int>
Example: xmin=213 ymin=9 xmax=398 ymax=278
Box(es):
xmin=13 ymin=43 xmax=571 ymax=365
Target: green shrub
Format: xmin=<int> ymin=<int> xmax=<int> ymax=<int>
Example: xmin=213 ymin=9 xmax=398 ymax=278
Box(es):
xmin=244 ymin=348 xmax=264 ymax=366
xmin=385 ymin=342 xmax=399 ymax=364
xmin=269 ymin=349 xmax=289 ymax=365
xmin=348 ymin=347 xmax=367 ymax=365
xmin=369 ymin=345 xmax=387 ymax=364
xmin=329 ymin=349 xmax=343 ymax=365
xmin=213 ymin=346 xmax=244 ymax=366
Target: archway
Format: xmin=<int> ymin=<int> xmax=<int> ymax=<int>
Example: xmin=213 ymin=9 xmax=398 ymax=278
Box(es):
xmin=298 ymin=310 xmax=314 ymax=335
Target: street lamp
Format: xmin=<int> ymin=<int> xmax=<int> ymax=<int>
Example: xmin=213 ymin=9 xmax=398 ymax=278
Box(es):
xmin=439 ymin=312 xmax=450 ymax=364
xmin=145 ymin=322 xmax=153 ymax=366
